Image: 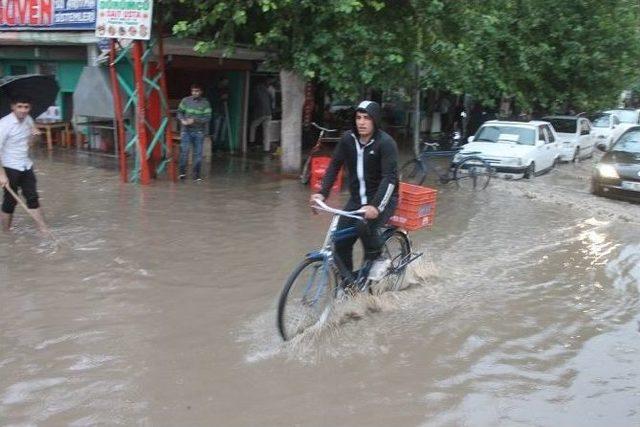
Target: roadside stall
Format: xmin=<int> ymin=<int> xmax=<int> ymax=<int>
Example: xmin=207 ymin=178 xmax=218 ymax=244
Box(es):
xmin=72 ymin=65 xmax=128 ymax=156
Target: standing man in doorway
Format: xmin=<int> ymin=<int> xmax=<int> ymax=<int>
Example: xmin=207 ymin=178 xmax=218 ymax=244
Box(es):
xmin=178 ymin=83 xmax=211 ymax=181
xmin=0 ymin=96 xmax=48 ymax=233
xmin=249 ymin=79 xmax=274 ymax=152
xmin=310 ymin=100 xmax=399 ymax=282
xmin=209 ymin=77 xmax=230 ymax=155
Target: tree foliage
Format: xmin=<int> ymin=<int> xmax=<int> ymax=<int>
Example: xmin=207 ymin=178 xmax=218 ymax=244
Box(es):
xmin=448 ymin=0 xmax=640 ymax=111
xmin=172 ymin=0 xmax=640 ymax=112
xmin=172 ymin=0 xmax=410 ymax=97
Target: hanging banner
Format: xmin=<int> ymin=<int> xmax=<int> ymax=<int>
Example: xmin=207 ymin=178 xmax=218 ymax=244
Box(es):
xmin=0 ymin=0 xmax=96 ymax=30
xmin=95 ymin=0 xmax=152 ymax=40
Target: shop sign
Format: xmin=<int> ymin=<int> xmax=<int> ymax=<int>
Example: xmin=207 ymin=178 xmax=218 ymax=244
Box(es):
xmin=95 ymin=0 xmax=152 ymax=40
xmin=0 ymin=0 xmax=96 ymax=30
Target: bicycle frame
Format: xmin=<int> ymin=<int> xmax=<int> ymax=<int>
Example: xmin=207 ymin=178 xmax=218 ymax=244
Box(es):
xmin=417 ymin=149 xmax=460 ymax=182
xmin=308 ymin=200 xmax=380 ymax=287
xmin=416 ymin=146 xmax=483 ymax=183
xmin=307 ymin=200 xmax=421 ymax=291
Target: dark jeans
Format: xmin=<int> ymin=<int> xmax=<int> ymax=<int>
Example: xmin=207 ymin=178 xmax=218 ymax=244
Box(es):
xmin=2 ymin=167 xmax=39 ymax=214
xmin=210 ymin=115 xmax=228 ymax=153
xmin=334 ymin=197 xmax=398 ymax=273
xmin=179 ymin=128 xmax=205 ymax=179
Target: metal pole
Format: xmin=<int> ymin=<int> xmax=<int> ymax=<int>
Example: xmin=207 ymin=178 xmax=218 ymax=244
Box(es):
xmin=413 ymin=67 xmax=421 ymax=157
xmin=157 ymin=36 xmax=176 ymax=181
xmin=109 ymin=39 xmax=128 ymax=182
xmin=132 ymin=40 xmax=151 ymax=184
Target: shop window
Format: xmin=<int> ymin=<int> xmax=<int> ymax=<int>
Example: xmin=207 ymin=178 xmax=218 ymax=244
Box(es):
xmin=10 ymin=65 xmax=28 ymax=75
xmin=38 ymin=63 xmax=57 ymax=76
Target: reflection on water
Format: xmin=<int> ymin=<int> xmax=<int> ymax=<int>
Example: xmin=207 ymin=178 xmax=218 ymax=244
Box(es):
xmin=1 ymin=155 xmax=639 ymax=426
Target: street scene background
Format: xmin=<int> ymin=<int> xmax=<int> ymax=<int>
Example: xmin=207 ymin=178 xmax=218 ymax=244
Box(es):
xmin=1 ymin=152 xmax=638 ymax=426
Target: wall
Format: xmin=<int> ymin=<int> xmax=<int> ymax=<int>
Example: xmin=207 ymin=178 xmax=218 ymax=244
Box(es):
xmin=0 ymin=55 xmax=86 ymax=119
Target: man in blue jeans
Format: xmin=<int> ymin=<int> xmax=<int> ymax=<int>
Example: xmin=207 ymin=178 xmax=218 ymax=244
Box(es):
xmin=178 ymin=83 xmax=211 ymax=181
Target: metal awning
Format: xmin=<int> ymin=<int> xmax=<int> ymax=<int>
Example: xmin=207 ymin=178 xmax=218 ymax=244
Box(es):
xmin=157 ymin=38 xmax=268 ymax=61
xmin=73 ymin=66 xmax=128 ymax=119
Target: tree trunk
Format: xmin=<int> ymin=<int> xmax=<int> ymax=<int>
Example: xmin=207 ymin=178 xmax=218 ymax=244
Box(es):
xmin=280 ymin=70 xmax=306 ymax=175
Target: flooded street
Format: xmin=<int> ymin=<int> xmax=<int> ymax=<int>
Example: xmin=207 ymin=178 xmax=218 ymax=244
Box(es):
xmin=1 ymin=153 xmax=639 ymax=426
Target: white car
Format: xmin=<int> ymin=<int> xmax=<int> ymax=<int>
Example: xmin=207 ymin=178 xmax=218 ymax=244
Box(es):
xmin=604 ymin=108 xmax=640 ymax=124
xmin=543 ymin=115 xmax=595 ymax=161
xmin=590 ymin=112 xmax=629 ymax=149
xmin=458 ymin=120 xmax=561 ymax=179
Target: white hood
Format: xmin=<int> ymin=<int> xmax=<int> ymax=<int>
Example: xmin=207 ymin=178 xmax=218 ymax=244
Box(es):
xmin=556 ymin=132 xmax=577 ymax=142
xmin=592 ymin=127 xmax=612 ymax=137
xmin=460 ymin=141 xmax=534 ymax=158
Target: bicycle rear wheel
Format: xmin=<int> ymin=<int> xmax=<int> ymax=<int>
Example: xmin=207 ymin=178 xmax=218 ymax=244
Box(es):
xmin=454 ymin=157 xmax=492 ymax=190
xmin=399 ymin=159 xmax=426 ymax=186
xmin=277 ymin=258 xmax=336 ymax=341
xmin=370 ymin=230 xmax=411 ymax=295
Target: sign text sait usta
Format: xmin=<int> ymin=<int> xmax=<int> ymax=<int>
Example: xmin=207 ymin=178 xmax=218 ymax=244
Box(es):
xmin=95 ymin=0 xmax=152 ymax=40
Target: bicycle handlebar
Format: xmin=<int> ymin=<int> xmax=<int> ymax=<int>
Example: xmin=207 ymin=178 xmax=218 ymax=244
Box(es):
xmin=313 ymin=199 xmax=366 ymax=221
xmin=311 ymin=122 xmax=338 ymax=133
xmin=422 ymin=141 xmax=440 ymax=150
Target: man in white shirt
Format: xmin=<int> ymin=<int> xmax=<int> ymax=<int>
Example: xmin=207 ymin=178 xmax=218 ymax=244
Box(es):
xmin=0 ymin=97 xmax=47 ymax=232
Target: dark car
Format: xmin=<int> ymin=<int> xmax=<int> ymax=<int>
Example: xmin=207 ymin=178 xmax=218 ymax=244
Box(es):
xmin=591 ymin=126 xmax=640 ymax=201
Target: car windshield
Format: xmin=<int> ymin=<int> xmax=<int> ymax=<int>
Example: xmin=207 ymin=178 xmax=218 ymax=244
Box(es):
xmin=612 ymin=130 xmax=640 ymax=153
xmin=608 ymin=110 xmax=637 ymax=124
xmin=591 ymin=114 xmax=611 ymax=128
xmin=474 ymin=125 xmax=536 ymax=145
xmin=546 ymin=118 xmax=576 ymax=134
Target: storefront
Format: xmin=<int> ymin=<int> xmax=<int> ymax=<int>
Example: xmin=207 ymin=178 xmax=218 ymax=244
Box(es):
xmin=1 ymin=2 xmax=270 ymax=161
xmin=158 ymin=38 xmax=267 ymax=155
xmin=0 ymin=0 xmax=98 ymax=121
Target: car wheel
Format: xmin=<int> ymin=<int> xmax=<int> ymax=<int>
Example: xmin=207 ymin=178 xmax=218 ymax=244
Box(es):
xmin=590 ymin=179 xmax=602 ymax=196
xmin=524 ymin=162 xmax=535 ymax=179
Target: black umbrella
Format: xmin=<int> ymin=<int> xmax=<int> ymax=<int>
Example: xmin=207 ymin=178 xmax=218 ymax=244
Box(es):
xmin=0 ymin=74 xmax=60 ymax=119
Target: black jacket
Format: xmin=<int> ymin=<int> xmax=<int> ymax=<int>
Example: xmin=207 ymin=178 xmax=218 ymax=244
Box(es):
xmin=320 ymin=127 xmax=399 ymax=213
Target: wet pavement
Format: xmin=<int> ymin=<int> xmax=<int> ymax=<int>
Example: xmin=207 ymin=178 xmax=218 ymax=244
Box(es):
xmin=1 ymin=151 xmax=639 ymax=426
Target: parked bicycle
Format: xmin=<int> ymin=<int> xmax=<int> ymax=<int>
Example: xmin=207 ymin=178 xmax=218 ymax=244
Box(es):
xmin=277 ymin=199 xmax=422 ymax=341
xmin=300 ymin=122 xmax=341 ymax=185
xmin=400 ymin=140 xmax=493 ymax=190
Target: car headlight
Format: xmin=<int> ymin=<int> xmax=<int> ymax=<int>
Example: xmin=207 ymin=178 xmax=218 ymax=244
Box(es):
xmin=597 ymin=164 xmax=619 ymax=179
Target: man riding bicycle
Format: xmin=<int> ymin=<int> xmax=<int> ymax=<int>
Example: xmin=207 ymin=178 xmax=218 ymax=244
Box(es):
xmin=310 ymin=100 xmax=399 ymax=282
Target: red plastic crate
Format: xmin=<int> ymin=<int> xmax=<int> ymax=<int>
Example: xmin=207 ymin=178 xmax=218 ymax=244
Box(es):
xmin=310 ymin=156 xmax=343 ymax=193
xmin=388 ymin=182 xmax=438 ymax=231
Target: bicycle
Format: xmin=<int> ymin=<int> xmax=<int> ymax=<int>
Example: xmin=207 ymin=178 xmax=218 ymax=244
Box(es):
xmin=277 ymin=199 xmax=422 ymax=341
xmin=300 ymin=122 xmax=341 ymax=185
xmin=400 ymin=141 xmax=493 ymax=190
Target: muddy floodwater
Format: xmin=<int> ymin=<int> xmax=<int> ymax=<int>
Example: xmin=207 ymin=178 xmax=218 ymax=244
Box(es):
xmin=1 ymin=152 xmax=639 ymax=426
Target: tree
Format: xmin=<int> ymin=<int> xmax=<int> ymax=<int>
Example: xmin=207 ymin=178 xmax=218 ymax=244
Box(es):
xmin=173 ymin=0 xmax=409 ymax=173
xmin=445 ymin=0 xmax=640 ymax=112
xmin=172 ymin=0 xmax=640 ymax=170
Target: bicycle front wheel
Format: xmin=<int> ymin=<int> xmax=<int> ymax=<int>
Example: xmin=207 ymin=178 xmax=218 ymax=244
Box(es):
xmin=454 ymin=157 xmax=492 ymax=190
xmin=399 ymin=159 xmax=426 ymax=186
xmin=371 ymin=230 xmax=411 ymax=295
xmin=277 ymin=258 xmax=336 ymax=341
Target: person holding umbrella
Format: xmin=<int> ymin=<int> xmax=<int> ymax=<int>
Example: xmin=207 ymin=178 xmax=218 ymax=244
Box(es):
xmin=0 ymin=96 xmax=48 ymax=233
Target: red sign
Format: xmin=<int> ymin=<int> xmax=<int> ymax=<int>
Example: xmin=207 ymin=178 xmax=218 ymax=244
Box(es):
xmin=0 ymin=0 xmax=53 ymax=26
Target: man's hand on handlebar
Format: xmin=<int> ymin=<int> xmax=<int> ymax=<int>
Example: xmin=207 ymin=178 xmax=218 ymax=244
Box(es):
xmin=310 ymin=193 xmax=324 ymax=214
xmin=361 ymin=205 xmax=379 ymax=220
